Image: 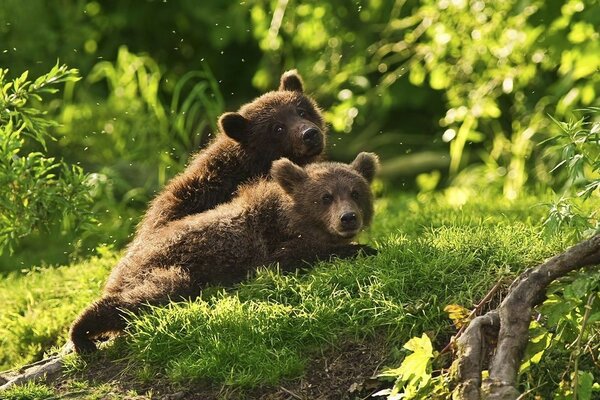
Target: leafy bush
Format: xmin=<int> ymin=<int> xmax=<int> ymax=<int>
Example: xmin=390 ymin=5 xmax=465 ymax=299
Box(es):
xmin=250 ymin=0 xmax=600 ymax=190
xmin=0 ymin=64 xmax=93 ymax=255
xmin=543 ymin=108 xmax=600 ymax=235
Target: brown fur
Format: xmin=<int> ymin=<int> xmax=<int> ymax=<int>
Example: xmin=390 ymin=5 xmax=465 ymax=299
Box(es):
xmin=135 ymin=70 xmax=326 ymax=240
xmin=70 ymin=153 xmax=380 ymax=353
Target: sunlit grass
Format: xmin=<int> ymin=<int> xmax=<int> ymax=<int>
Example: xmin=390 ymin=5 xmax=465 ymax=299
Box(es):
xmin=0 ymin=381 xmax=54 ymax=400
xmin=0 ymin=191 xmax=594 ymax=389
xmin=123 ymin=191 xmax=577 ymax=387
xmin=0 ymin=251 xmax=116 ymax=370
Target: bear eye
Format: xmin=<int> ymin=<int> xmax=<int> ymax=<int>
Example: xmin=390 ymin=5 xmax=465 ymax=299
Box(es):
xmin=321 ymin=193 xmax=333 ymax=205
xmin=298 ymin=108 xmax=307 ymax=118
xmin=351 ymin=190 xmax=359 ymax=200
xmin=274 ymin=124 xmax=286 ymax=134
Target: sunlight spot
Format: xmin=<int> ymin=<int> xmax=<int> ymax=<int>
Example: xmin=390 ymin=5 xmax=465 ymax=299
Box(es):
xmin=502 ymin=77 xmax=513 ymax=94
xmin=442 ymin=129 xmax=456 ymax=142
xmin=532 ymin=51 xmax=544 ymax=63
xmin=450 ymin=0 xmax=466 ymax=9
xmin=104 ymin=122 xmax=114 ymax=134
xmin=472 ymin=1 xmax=484 ymax=12
xmin=338 ymin=89 xmax=353 ymax=101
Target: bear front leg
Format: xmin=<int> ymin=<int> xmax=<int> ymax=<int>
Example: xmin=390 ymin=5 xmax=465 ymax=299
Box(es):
xmin=268 ymin=242 xmax=377 ymax=272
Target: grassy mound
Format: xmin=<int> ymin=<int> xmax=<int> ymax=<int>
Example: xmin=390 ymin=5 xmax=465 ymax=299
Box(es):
xmin=123 ymin=192 xmax=573 ymax=387
xmin=1 ymin=190 xmax=591 ymax=396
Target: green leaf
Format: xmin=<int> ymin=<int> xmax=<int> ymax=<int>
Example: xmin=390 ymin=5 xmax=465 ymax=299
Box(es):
xmin=409 ymin=62 xmax=426 ymax=86
xmin=430 ymin=67 xmax=449 ymax=90
xmin=577 ymin=370 xmax=593 ymax=400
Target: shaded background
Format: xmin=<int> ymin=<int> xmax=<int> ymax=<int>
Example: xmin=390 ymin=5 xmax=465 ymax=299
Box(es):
xmin=1 ymin=0 xmax=599 ymax=268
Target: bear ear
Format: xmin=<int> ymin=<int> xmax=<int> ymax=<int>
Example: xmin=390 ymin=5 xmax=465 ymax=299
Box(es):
xmin=351 ymin=152 xmax=380 ymax=183
xmin=218 ymin=112 xmax=250 ymax=143
xmin=271 ymin=158 xmax=308 ymax=194
xmin=278 ymin=69 xmax=304 ymax=93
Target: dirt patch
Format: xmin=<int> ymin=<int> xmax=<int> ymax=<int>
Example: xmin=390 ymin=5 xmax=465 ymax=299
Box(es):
xmin=256 ymin=338 xmax=390 ymax=400
xmin=49 ymin=336 xmax=392 ymax=400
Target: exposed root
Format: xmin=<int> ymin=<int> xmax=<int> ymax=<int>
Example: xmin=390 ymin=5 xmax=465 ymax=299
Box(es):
xmin=453 ymin=233 xmax=600 ymax=400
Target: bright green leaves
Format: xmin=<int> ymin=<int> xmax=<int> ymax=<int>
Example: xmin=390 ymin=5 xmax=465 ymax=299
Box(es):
xmin=376 ymin=334 xmax=452 ymax=399
xmin=0 ymin=63 xmax=79 ymax=149
xmin=543 ymin=109 xmax=600 ymax=238
xmin=0 ymin=64 xmax=92 ymax=255
xmin=523 ymin=269 xmax=600 ymax=399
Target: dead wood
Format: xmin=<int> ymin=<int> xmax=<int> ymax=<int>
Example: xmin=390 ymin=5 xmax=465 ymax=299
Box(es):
xmin=454 ymin=233 xmax=600 ymax=400
xmin=0 ymin=343 xmax=73 ymax=391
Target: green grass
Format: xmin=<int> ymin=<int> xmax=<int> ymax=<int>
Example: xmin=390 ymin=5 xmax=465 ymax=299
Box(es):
xmin=123 ymin=191 xmax=576 ymax=387
xmin=0 ymin=190 xmax=594 ymax=391
xmin=0 ymin=381 xmax=54 ymax=400
xmin=0 ymin=249 xmax=116 ymax=370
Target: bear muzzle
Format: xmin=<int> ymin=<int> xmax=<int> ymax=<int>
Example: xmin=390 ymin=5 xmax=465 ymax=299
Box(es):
xmin=300 ymin=127 xmax=324 ymax=157
xmin=335 ymin=211 xmax=362 ymax=238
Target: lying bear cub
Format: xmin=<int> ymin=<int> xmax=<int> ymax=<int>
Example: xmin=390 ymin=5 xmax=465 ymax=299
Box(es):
xmin=70 ymin=152 xmax=379 ymax=353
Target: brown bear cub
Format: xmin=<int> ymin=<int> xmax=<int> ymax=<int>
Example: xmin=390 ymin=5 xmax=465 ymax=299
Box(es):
xmin=70 ymin=152 xmax=379 ymax=353
xmin=135 ymin=70 xmax=326 ymax=240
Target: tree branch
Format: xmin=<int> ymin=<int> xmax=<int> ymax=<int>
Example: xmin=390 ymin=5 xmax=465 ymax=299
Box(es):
xmin=454 ymin=233 xmax=600 ymax=400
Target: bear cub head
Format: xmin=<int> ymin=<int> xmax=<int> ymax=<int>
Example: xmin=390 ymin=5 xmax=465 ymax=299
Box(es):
xmin=272 ymin=152 xmax=379 ymax=244
xmin=218 ymin=70 xmax=326 ymax=165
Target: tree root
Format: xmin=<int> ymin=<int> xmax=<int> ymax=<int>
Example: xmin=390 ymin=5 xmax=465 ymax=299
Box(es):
xmin=454 ymin=233 xmax=600 ymax=400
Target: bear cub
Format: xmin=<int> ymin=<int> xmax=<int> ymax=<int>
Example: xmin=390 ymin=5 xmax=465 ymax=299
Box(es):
xmin=70 ymin=152 xmax=379 ymax=353
xmin=135 ymin=70 xmax=327 ymax=240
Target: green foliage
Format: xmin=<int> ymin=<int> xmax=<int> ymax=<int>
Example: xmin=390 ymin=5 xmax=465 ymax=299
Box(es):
xmin=249 ymin=0 xmax=600 ymax=192
xmin=543 ymin=109 xmax=600 ymax=236
xmin=520 ymin=269 xmax=600 ymax=399
xmin=0 ymin=64 xmax=93 ymax=255
xmin=375 ymin=334 xmax=451 ymax=399
xmin=518 ymin=109 xmax=600 ymax=399
xmin=59 ymin=46 xmax=224 ymax=187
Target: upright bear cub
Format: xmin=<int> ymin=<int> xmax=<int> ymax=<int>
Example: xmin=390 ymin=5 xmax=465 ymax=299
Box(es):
xmin=136 ymin=70 xmax=326 ymax=240
xmin=70 ymin=152 xmax=379 ymax=353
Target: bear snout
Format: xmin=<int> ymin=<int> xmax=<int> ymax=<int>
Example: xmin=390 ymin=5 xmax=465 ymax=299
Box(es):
xmin=299 ymin=126 xmax=323 ymax=156
xmin=335 ymin=210 xmax=363 ymax=238
xmin=340 ymin=212 xmax=358 ymax=230
xmin=302 ymin=127 xmax=321 ymax=145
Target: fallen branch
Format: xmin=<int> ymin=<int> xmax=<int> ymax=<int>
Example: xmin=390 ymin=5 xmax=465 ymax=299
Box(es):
xmin=0 ymin=343 xmax=73 ymax=391
xmin=454 ymin=233 xmax=600 ymax=400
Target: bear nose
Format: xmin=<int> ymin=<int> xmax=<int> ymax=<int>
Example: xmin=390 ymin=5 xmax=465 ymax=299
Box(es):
xmin=340 ymin=212 xmax=358 ymax=229
xmin=302 ymin=128 xmax=320 ymax=145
